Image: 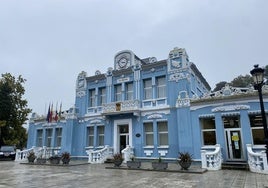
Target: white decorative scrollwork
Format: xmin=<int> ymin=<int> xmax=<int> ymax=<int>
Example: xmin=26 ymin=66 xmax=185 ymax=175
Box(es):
xmin=169 ymin=73 xmax=186 ymax=82
xmin=147 ymin=113 xmax=163 ymax=119
xmin=212 ymin=105 xmax=250 ymax=112
xmin=76 ymin=90 xmax=86 ymax=98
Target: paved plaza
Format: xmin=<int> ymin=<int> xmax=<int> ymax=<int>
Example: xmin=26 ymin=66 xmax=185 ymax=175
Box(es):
xmin=0 ymin=161 xmax=268 ymax=188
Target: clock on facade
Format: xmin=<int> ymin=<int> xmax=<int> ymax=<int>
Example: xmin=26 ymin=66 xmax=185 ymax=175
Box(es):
xmin=117 ymin=57 xmax=130 ymax=69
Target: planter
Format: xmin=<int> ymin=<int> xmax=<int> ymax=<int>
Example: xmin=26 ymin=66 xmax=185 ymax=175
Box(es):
xmin=27 ymin=156 xmax=36 ymax=163
xmin=113 ymin=159 xmax=123 ymax=167
xmin=36 ymin=158 xmax=46 ymax=164
xmin=178 ymin=161 xmax=192 ymax=170
xmin=49 ymin=157 xmax=61 ymax=165
xmin=127 ymin=161 xmax=141 ymax=169
xmin=152 ymin=162 xmax=168 ymax=170
xmin=62 ymin=158 xmax=70 ymax=165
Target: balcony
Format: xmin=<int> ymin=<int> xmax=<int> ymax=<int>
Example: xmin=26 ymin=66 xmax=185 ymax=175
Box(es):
xmin=102 ymin=100 xmax=140 ymax=115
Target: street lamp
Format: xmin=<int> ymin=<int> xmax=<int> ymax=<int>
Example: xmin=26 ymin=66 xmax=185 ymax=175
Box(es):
xmin=250 ymin=64 xmax=268 ymax=160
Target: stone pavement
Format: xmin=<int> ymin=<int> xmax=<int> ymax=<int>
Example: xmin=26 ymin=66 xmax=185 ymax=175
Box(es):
xmin=0 ymin=161 xmax=268 ymax=188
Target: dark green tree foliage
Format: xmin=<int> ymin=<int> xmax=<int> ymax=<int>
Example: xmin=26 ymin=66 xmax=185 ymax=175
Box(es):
xmin=230 ymin=75 xmax=253 ymax=87
xmin=213 ymin=81 xmax=227 ymax=92
xmin=0 ymin=73 xmax=31 ymax=148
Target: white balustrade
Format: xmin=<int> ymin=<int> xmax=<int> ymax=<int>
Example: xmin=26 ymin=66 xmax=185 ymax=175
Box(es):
xmin=247 ymin=144 xmax=268 ymax=174
xmin=15 ymin=146 xmax=61 ymax=162
xmin=86 ymin=145 xmax=113 ymax=164
xmin=102 ymin=100 xmax=140 ymax=113
xmin=15 ymin=146 xmax=39 ymax=162
xmin=201 ymin=144 xmax=222 ymax=170
xmin=121 ymin=145 xmax=134 ymax=163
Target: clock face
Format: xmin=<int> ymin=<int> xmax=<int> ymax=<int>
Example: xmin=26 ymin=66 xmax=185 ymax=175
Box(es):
xmin=118 ymin=57 xmax=129 ymax=68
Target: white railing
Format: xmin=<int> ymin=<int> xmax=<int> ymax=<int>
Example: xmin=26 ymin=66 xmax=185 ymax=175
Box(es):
xmin=122 ymin=145 xmax=134 ymax=163
xmin=201 ymin=144 xmax=222 ymax=170
xmin=15 ymin=146 xmax=61 ymax=162
xmin=86 ymin=145 xmax=113 ymax=164
xmin=15 ymin=147 xmax=36 ymax=162
xmin=102 ymin=100 xmax=140 ymax=113
xmin=247 ymin=144 xmax=268 ymax=174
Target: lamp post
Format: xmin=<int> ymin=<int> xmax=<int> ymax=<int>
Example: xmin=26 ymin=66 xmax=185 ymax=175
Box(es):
xmin=250 ymin=64 xmax=268 ymax=160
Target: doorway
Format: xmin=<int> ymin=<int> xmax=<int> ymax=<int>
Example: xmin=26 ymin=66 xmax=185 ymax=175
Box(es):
xmin=119 ymin=125 xmax=129 ymax=152
xmin=113 ymin=119 xmax=132 ymax=153
xmin=225 ymin=129 xmax=244 ymax=160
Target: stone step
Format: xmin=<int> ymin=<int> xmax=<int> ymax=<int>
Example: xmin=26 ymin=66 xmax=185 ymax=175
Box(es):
xmin=222 ymin=161 xmax=249 ymax=170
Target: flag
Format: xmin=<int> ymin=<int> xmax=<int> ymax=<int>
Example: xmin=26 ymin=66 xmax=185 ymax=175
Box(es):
xmin=46 ymin=104 xmax=50 ymax=122
xmin=58 ymin=102 xmax=62 ymax=121
xmin=49 ymin=103 xmax=53 ymax=122
xmin=54 ymin=103 xmax=58 ymax=122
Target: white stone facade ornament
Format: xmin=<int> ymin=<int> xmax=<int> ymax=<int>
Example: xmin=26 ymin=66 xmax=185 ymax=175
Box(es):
xmin=176 ymin=91 xmax=190 ymax=107
xmin=90 ymin=119 xmax=102 ymax=124
xmin=114 ymin=50 xmax=134 ymax=70
xmin=147 ymin=113 xmax=163 ymax=119
xmin=169 ymin=72 xmax=186 ymax=82
xmin=149 ymin=57 xmax=157 ymax=63
xmin=212 ymin=105 xmax=250 ymax=112
xmin=95 ymin=70 xmax=101 ymax=75
xmin=76 ymin=71 xmax=87 ymax=98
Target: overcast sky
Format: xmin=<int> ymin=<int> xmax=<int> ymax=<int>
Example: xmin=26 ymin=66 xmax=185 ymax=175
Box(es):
xmin=1 ymin=0 xmax=268 ymax=116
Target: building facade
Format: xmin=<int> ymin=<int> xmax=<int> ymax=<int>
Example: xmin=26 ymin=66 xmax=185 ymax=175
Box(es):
xmin=27 ymin=47 xmax=268 ymax=163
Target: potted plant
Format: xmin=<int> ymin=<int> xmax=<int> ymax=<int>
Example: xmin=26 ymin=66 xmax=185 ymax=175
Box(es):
xmin=61 ymin=152 xmax=71 ymax=165
xmin=36 ymin=154 xmax=47 ymax=164
xmin=126 ymin=155 xmax=141 ymax=169
xmin=27 ymin=151 xmax=36 ymax=163
xmin=152 ymin=157 xmax=168 ymax=170
xmin=113 ymin=153 xmax=123 ymax=167
xmin=49 ymin=155 xmax=61 ymax=165
xmin=178 ymin=152 xmax=193 ymax=170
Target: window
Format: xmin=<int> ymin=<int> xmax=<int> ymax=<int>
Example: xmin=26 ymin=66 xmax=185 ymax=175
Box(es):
xmin=157 ymin=121 xmax=168 ymax=146
xmin=144 ymin=79 xmax=152 ymax=100
xmin=46 ymin=129 xmax=53 ymax=147
xmin=115 ymin=84 xmax=122 ymax=101
xmin=89 ymin=89 xmax=96 ymax=107
xmin=156 ymin=76 xmax=166 ymax=98
xmin=99 ymin=87 xmax=106 ymax=105
xmin=126 ymin=82 xmax=133 ymax=100
xmin=222 ymin=116 xmax=240 ymax=128
xmin=87 ymin=126 xmax=94 ymax=147
xmin=201 ymin=118 xmax=216 ymax=145
xmin=97 ymin=126 xmax=104 ymax=146
xmin=249 ymin=114 xmax=267 ymax=145
xmin=144 ymin=122 xmax=153 ymax=146
xmin=37 ymin=130 xmax=43 ymax=147
xmin=55 ymin=128 xmax=62 ymax=147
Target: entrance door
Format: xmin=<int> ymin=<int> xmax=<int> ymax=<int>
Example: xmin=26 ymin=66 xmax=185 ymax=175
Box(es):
xmin=113 ymin=119 xmax=132 ymax=153
xmin=225 ymin=129 xmax=244 ymax=160
xmin=119 ymin=125 xmax=129 ymax=152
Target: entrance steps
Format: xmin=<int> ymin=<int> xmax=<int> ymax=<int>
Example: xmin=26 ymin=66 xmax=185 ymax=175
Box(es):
xmin=222 ymin=161 xmax=249 ymax=170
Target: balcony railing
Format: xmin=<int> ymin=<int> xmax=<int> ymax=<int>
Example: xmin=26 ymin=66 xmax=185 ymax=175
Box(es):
xmin=102 ymin=100 xmax=140 ymax=114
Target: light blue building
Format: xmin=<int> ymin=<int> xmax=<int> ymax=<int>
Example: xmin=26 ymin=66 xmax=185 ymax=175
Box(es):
xmin=26 ymin=47 xmax=268 ymax=172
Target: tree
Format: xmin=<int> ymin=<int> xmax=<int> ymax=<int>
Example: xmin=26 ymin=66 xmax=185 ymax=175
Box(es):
xmin=213 ymin=81 xmax=227 ymax=92
xmin=230 ymin=74 xmax=253 ymax=87
xmin=0 ymin=73 xmax=32 ymax=148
